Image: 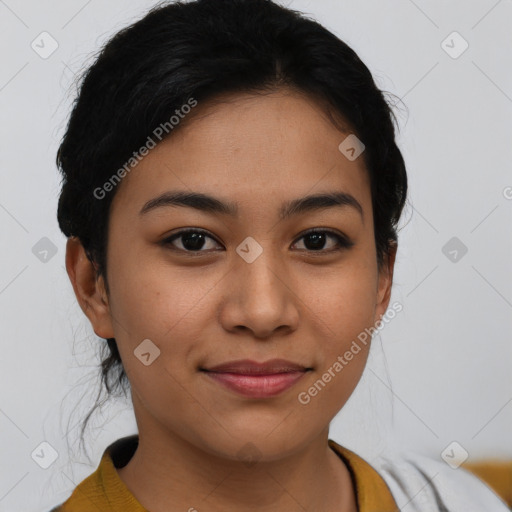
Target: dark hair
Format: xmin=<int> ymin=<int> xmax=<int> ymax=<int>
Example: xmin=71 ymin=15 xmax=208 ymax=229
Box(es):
xmin=56 ymin=0 xmax=408 ymax=453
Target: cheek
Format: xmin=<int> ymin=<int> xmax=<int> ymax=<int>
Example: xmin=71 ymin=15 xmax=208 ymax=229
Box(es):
xmin=106 ymin=267 xmax=210 ymax=418
xmin=296 ymin=287 xmax=375 ymax=419
xmin=300 ymin=253 xmax=377 ymax=397
xmin=108 ymin=251 xmax=213 ymax=335
xmin=304 ymin=252 xmax=378 ymax=339
xmin=105 ymin=257 xmax=220 ymax=392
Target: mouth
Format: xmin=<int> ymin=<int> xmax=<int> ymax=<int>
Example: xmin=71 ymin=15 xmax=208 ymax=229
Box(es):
xmin=200 ymin=359 xmax=313 ymax=398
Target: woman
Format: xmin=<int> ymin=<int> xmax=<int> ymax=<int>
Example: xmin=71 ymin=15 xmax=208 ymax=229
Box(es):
xmin=50 ymin=0 xmax=509 ymax=510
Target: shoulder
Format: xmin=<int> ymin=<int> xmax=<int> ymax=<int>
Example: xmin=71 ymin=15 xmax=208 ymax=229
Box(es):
xmin=372 ymin=448 xmax=510 ymax=512
xmin=45 ymin=435 xmax=139 ymax=512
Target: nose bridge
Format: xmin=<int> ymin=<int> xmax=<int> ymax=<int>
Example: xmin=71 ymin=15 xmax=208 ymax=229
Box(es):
xmin=236 ymin=237 xmax=284 ymax=300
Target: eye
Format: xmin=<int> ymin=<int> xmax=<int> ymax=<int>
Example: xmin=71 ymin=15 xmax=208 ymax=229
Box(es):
xmin=291 ymin=229 xmax=354 ymax=252
xmin=161 ymin=228 xmax=354 ymax=254
xmin=162 ymin=228 xmax=222 ymax=253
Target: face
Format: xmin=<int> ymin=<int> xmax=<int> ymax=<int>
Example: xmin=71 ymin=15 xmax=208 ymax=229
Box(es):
xmin=68 ymin=88 xmax=395 ymax=461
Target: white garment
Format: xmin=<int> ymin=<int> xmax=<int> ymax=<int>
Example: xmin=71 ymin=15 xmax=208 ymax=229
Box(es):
xmin=373 ymin=450 xmax=510 ymax=511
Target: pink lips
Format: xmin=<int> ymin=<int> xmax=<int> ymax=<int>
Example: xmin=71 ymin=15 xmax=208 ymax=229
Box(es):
xmin=201 ymin=358 xmax=310 ymax=398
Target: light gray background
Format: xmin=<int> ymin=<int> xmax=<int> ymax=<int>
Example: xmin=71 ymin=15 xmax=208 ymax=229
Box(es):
xmin=1 ymin=1 xmax=511 ymax=510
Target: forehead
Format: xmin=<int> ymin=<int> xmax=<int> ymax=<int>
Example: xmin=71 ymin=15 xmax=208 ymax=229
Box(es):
xmin=111 ymin=88 xmax=371 ymax=219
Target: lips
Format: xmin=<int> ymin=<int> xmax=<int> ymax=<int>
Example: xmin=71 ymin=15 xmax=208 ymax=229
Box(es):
xmin=201 ymin=358 xmax=310 ymax=375
xmin=200 ymin=359 xmax=312 ymax=398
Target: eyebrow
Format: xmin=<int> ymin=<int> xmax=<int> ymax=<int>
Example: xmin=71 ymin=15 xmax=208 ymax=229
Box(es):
xmin=139 ymin=190 xmax=364 ymax=222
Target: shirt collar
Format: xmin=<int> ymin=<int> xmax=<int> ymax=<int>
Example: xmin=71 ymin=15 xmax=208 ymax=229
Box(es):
xmin=84 ymin=435 xmax=398 ymax=512
xmin=328 ymin=439 xmax=399 ymax=512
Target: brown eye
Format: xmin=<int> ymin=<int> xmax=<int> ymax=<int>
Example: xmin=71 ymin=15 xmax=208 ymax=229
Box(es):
xmin=162 ymin=229 xmax=222 ymax=253
xmin=292 ymin=229 xmax=354 ymax=252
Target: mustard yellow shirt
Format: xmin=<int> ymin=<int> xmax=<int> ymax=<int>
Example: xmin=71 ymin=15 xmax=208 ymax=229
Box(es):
xmin=50 ymin=435 xmax=399 ymax=511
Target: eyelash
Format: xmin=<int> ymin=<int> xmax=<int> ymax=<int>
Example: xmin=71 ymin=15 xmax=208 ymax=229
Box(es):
xmin=161 ymin=228 xmax=354 ymax=255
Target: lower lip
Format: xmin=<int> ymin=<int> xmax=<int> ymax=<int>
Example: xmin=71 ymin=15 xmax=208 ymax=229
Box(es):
xmin=202 ymin=371 xmax=307 ymax=398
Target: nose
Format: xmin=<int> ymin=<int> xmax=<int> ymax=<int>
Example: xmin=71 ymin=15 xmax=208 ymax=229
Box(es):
xmin=219 ymin=250 xmax=300 ymax=340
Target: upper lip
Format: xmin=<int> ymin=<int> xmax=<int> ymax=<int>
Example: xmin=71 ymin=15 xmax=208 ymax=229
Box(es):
xmin=201 ymin=358 xmax=310 ymax=374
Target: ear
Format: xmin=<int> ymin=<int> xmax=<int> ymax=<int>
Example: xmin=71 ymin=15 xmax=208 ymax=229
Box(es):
xmin=65 ymin=237 xmax=115 ymax=339
xmin=374 ymin=241 xmax=398 ymax=324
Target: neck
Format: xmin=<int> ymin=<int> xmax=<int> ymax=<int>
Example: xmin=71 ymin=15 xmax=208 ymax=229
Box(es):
xmin=117 ymin=426 xmax=357 ymax=512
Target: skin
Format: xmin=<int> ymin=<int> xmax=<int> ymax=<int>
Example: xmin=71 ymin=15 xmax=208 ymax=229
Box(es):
xmin=66 ymin=87 xmax=396 ymax=512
